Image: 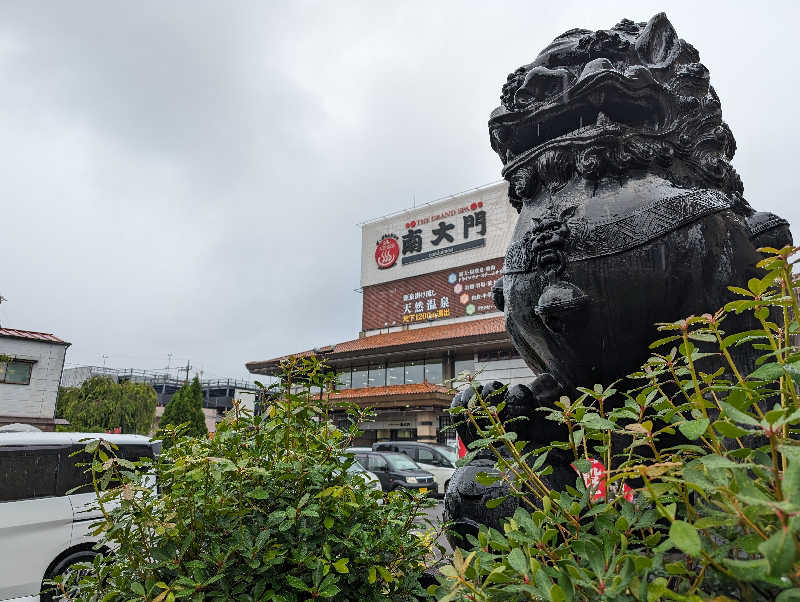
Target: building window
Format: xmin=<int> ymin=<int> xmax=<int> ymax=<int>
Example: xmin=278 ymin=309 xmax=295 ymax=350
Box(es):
xmin=404 ymin=360 xmax=424 ymax=385
xmin=438 ymin=414 xmax=457 ymax=446
xmin=336 ymin=370 xmax=351 ymax=390
xmin=386 ymin=362 xmax=404 ymax=386
xmin=351 ymin=366 xmax=369 ymax=389
xmin=424 ymin=361 xmax=443 ymax=384
xmin=454 ymin=357 xmax=474 ymax=378
xmin=368 ymin=364 xmax=386 ymax=388
xmin=477 ymin=348 xmax=520 ymax=363
xmin=0 ymin=359 xmax=34 ymax=385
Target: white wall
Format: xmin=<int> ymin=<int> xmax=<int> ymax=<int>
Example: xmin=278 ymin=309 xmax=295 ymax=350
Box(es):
xmin=473 ymin=357 xmax=535 ymax=388
xmin=0 ymin=338 xmax=68 ymax=420
xmin=360 ymin=181 xmax=518 ymax=287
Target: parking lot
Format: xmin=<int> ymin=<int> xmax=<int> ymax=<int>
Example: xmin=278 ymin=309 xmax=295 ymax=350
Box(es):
xmin=420 ymin=499 xmax=452 ymax=556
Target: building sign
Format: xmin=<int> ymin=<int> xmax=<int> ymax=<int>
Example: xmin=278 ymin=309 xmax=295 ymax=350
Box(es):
xmin=360 ymin=182 xmax=518 ymax=288
xmin=375 ymin=234 xmax=400 ymax=269
xmin=362 ymin=258 xmax=504 ymax=331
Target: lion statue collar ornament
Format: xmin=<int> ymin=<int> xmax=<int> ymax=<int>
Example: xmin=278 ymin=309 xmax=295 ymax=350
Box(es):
xmin=443 ymin=13 xmax=792 ymax=544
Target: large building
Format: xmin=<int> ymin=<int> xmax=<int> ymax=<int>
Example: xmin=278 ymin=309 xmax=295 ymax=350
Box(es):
xmin=246 ymin=182 xmax=535 ymax=445
xmin=0 ymin=328 xmax=71 ymax=431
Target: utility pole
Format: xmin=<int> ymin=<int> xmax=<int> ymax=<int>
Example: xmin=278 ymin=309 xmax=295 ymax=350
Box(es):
xmin=181 ymin=359 xmax=192 ymax=383
xmin=0 ymin=294 xmax=6 ymax=328
xmin=101 ymin=354 xmax=109 ymax=368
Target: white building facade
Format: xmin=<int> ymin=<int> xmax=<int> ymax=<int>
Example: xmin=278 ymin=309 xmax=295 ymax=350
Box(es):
xmin=0 ymin=328 xmax=70 ymax=431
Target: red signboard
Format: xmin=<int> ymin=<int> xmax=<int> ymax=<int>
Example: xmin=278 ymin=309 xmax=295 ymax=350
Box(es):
xmin=361 ymin=258 xmax=504 ymax=331
xmin=375 ymin=236 xmax=400 ymax=269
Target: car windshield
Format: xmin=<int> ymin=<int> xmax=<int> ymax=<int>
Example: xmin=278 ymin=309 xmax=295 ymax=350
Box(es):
xmin=436 ymin=446 xmax=458 ymax=465
xmin=340 ymin=456 xmax=367 ymax=473
xmin=384 ymin=453 xmax=420 ymax=471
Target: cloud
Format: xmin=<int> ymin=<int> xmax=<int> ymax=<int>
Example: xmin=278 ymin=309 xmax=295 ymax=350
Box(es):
xmin=0 ymin=0 xmax=797 ymax=380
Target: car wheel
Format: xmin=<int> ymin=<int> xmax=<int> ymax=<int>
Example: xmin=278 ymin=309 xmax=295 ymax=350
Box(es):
xmin=41 ymin=550 xmax=99 ymax=602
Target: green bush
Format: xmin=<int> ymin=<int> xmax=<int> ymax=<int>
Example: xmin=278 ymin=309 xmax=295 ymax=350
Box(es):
xmin=158 ymin=376 xmax=208 ymax=442
xmin=433 ymin=246 xmax=800 ymax=601
xmin=57 ymin=376 xmax=156 ymax=434
xmin=56 ymin=358 xmax=437 ymax=601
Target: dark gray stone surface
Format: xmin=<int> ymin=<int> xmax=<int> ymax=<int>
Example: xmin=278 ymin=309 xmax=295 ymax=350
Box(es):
xmin=444 ymin=12 xmax=792 ymax=546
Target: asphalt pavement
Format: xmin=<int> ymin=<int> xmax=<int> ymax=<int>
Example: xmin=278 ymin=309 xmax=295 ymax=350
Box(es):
xmin=420 ymin=500 xmax=452 ymax=556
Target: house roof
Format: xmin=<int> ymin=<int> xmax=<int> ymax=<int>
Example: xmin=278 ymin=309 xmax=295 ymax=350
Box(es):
xmin=245 ymin=316 xmax=508 ymax=374
xmin=329 ymin=382 xmax=452 ymax=400
xmin=334 ymin=316 xmax=506 ymax=354
xmin=0 ymin=328 xmax=70 ymax=346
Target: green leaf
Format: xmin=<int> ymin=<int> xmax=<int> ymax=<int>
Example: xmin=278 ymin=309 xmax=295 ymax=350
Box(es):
xmin=581 ymin=413 xmax=614 ymax=430
xmin=585 ymin=542 xmax=605 ymax=577
xmin=721 ymin=558 xmax=770 ymax=582
xmin=550 ymin=584 xmax=566 ymax=602
xmin=367 ymin=566 xmax=376 ymax=584
xmin=131 ymin=582 xmax=145 ymax=596
xmin=332 ymin=558 xmax=349 ymax=574
xmin=649 ymin=335 xmax=681 ymax=349
xmin=688 ymin=332 xmax=716 ymax=343
xmin=323 ymin=517 xmax=334 ymax=529
xmin=247 ymin=488 xmax=271 ymax=499
xmin=713 ymin=420 xmax=750 ymax=438
xmin=376 ymin=565 xmax=393 ymax=583
xmin=285 ymin=574 xmax=310 ymax=592
xmin=507 ymin=547 xmax=528 ymax=575
xmin=678 ymin=418 xmax=709 ymax=441
xmin=719 ymin=401 xmax=761 ymax=427
xmin=749 ymin=362 xmax=784 ymax=381
xmin=646 ymin=576 xmax=668 ymax=602
xmin=776 ymin=588 xmax=800 ymax=601
xmin=318 ymin=585 xmax=340 ymax=598
xmin=475 ymin=471 xmax=501 ymax=486
xmin=669 ymin=520 xmax=701 ymax=556
xmin=759 ymin=528 xmax=797 ymax=577
xmin=486 ymin=496 xmax=507 ymax=509
xmin=572 ymin=458 xmax=591 ymax=473
xmin=665 ymin=561 xmax=688 ymax=575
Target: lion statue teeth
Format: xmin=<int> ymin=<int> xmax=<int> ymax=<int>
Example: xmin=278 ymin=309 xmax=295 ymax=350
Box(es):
xmin=444 ymin=12 xmax=792 ymax=545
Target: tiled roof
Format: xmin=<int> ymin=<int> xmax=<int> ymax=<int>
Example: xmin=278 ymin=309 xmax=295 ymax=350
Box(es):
xmin=333 ymin=316 xmax=506 ymax=354
xmin=245 ymin=346 xmax=333 ymax=372
xmin=246 ymin=316 xmax=508 ymax=373
xmin=329 ymin=382 xmax=452 ymax=400
xmin=0 ymin=328 xmax=69 ymax=345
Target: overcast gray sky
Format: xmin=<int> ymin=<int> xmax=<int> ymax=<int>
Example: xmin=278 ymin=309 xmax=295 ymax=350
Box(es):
xmin=1 ymin=1 xmax=797 ymax=381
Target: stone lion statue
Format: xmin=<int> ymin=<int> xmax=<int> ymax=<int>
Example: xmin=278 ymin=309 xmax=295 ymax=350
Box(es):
xmin=444 ymin=12 xmax=792 ymax=544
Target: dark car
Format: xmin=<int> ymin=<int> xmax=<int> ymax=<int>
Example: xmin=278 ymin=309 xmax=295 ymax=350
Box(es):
xmin=354 ymin=451 xmax=436 ymax=495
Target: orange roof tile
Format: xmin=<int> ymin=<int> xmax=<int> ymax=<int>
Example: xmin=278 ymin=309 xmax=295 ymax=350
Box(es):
xmin=246 ymin=316 xmax=508 ymax=374
xmin=333 ymin=316 xmax=506 ymax=354
xmin=329 ymin=382 xmax=452 ymax=400
xmin=0 ymin=328 xmax=69 ymax=345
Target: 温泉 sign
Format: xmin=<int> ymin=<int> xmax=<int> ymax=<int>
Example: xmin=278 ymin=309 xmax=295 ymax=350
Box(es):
xmin=361 ymin=258 xmax=504 ymax=331
xmin=360 ymin=182 xmax=517 ymax=287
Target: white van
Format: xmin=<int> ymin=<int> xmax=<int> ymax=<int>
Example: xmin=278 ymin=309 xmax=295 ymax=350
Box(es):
xmin=0 ymin=432 xmax=160 ymax=602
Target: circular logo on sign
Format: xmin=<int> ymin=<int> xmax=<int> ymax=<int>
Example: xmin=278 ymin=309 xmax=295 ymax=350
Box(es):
xmin=453 ymin=283 xmax=463 ymax=294
xmin=375 ymin=237 xmax=399 ymax=269
xmin=465 ymin=303 xmax=476 ymax=315
xmin=448 ymin=273 xmax=457 ymax=284
xmin=459 ymin=293 xmax=470 ymax=305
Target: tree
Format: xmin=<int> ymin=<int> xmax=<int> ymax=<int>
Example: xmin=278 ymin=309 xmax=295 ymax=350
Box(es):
xmin=159 ymin=376 xmax=208 ymax=439
xmin=56 ymin=376 xmax=156 ymax=435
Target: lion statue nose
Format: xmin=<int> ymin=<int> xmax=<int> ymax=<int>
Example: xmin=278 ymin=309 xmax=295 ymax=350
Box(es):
xmin=515 ymin=66 xmax=573 ymax=106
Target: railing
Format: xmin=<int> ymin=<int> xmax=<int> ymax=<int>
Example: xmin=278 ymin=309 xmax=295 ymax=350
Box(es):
xmin=67 ymin=366 xmax=258 ymax=390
